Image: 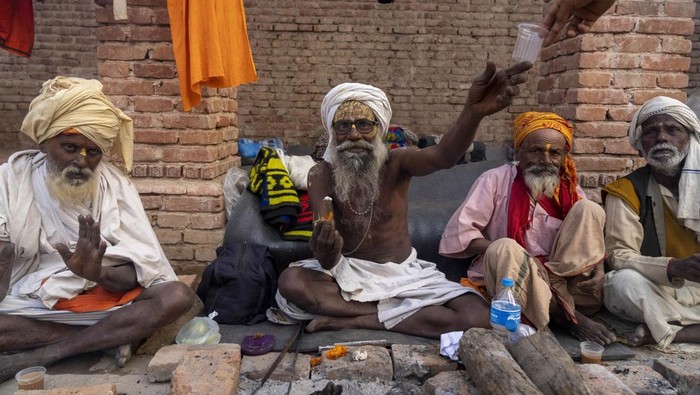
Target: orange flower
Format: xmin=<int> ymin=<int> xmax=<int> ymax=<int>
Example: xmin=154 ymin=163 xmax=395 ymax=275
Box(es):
xmin=325 ymin=345 xmax=348 ymax=360
xmin=310 ymin=357 xmax=322 ymax=367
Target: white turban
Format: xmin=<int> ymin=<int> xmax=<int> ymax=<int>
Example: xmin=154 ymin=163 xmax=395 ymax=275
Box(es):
xmin=629 ymin=96 xmax=700 ymax=239
xmin=20 ymin=76 xmax=134 ymax=172
xmin=320 ymin=82 xmax=392 ymax=162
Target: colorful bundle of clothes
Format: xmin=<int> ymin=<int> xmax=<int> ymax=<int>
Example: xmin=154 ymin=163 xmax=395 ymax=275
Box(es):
xmin=384 ymin=125 xmax=409 ymax=150
xmin=248 ymin=147 xmax=312 ymax=241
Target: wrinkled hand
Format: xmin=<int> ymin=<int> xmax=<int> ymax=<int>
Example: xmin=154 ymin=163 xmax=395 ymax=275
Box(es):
xmin=309 ymin=219 xmax=343 ymax=270
xmin=542 ymin=0 xmax=617 ymax=46
xmin=0 ymin=242 xmax=15 ymax=279
xmin=669 ymin=254 xmax=700 ymax=284
xmin=55 ymin=215 xmax=107 ymax=283
xmin=466 ymin=61 xmax=532 ymax=119
xmin=577 ymin=262 xmax=605 ymax=295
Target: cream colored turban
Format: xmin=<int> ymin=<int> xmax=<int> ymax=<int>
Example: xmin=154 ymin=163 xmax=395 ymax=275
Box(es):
xmin=20 ymin=76 xmax=134 ymax=171
xmin=320 ymin=82 xmax=392 ymax=162
xmin=628 ymin=96 xmax=700 ymax=151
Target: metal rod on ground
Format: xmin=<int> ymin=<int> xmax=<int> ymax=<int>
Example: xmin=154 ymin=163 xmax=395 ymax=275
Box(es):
xmin=252 ymin=322 xmax=305 ymax=394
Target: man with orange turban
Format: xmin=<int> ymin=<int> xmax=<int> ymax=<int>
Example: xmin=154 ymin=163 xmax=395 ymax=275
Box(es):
xmin=440 ymin=111 xmax=616 ymax=345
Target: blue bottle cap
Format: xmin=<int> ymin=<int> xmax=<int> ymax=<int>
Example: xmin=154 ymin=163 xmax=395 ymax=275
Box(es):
xmin=501 ymin=277 xmax=514 ymax=287
xmin=506 ymin=320 xmax=519 ymax=332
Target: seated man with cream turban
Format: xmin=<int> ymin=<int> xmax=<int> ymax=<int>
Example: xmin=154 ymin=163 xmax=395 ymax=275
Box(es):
xmin=0 ymin=77 xmax=194 ymax=381
xmin=603 ymin=96 xmax=700 ymax=347
xmin=440 ymin=112 xmax=616 ymax=345
xmin=275 ymin=61 xmax=531 ymax=338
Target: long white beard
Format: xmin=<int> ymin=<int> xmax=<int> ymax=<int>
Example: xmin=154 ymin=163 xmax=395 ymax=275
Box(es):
xmin=524 ymin=164 xmax=560 ymax=200
xmin=45 ymin=159 xmax=99 ymax=210
xmin=329 ymin=136 xmax=387 ymax=227
xmin=643 ymin=141 xmax=689 ymax=177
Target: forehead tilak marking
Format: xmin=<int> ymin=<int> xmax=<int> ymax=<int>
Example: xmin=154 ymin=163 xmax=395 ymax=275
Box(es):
xmin=334 ymin=101 xmax=375 ymax=122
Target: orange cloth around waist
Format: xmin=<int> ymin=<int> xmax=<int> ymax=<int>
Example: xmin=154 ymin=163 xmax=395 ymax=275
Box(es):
xmin=54 ymin=285 xmax=144 ymax=313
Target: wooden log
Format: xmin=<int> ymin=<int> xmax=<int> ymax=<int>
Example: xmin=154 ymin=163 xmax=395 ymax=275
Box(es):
xmin=459 ymin=328 xmax=543 ymax=395
xmin=508 ymin=327 xmax=592 ymax=395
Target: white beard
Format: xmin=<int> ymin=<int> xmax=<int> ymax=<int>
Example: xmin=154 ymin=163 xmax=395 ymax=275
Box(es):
xmin=643 ymin=141 xmax=689 ymax=177
xmin=45 ymin=159 xmax=99 ymax=210
xmin=523 ymin=164 xmax=560 ymax=200
xmin=329 ymin=136 xmax=387 ymax=228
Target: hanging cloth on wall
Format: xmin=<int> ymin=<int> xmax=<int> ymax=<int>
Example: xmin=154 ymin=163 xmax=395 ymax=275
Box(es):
xmin=167 ymin=0 xmax=258 ymax=111
xmin=0 ymin=0 xmax=35 ymax=57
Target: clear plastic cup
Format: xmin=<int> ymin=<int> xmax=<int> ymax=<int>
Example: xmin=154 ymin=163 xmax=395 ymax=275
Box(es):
xmin=580 ymin=341 xmax=604 ymax=364
xmin=15 ymin=366 xmax=46 ymax=390
xmin=512 ymin=23 xmax=547 ymax=63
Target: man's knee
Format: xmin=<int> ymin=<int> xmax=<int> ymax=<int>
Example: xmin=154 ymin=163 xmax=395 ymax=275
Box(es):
xmin=604 ymin=269 xmax=652 ymax=310
xmin=571 ymin=199 xmax=605 ymax=221
xmin=484 ymin=238 xmax=522 ymax=260
xmin=277 ymin=267 xmax=308 ymax=301
xmin=147 ymin=281 xmax=195 ymax=316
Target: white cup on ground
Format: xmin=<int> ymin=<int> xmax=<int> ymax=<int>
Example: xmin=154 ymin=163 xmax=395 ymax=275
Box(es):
xmin=580 ymin=341 xmax=605 ymax=364
xmin=512 ymin=23 xmax=547 ymax=63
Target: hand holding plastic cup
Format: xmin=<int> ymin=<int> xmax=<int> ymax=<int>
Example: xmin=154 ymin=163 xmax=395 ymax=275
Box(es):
xmin=580 ymin=341 xmax=604 ymax=364
xmin=512 ymin=23 xmax=548 ymax=63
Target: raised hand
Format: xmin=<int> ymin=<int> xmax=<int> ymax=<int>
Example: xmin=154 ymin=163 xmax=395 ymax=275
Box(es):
xmin=466 ymin=61 xmax=532 ymax=118
xmin=310 ymin=219 xmax=343 ymax=270
xmin=542 ymin=0 xmax=617 ymax=46
xmin=55 ymin=215 xmax=107 ymax=283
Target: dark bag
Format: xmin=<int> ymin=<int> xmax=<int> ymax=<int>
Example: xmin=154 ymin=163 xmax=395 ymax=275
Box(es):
xmin=196 ymin=241 xmax=278 ymax=324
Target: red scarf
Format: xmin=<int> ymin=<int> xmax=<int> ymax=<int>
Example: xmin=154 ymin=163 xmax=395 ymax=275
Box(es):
xmin=507 ymin=167 xmax=578 ymax=249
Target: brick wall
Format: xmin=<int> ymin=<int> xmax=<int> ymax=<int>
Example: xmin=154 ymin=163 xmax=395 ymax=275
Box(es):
xmin=237 ymin=0 xmax=547 ymax=148
xmin=94 ymin=0 xmax=238 ymax=274
xmin=689 ymin=0 xmax=700 ymax=91
xmin=539 ymin=0 xmax=695 ymax=201
xmin=0 ymin=0 xmax=98 ymax=144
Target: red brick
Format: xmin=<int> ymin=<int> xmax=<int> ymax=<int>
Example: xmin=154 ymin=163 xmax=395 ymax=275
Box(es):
xmin=135 ymin=129 xmax=178 ymax=144
xmin=579 ymin=34 xmax=613 ymax=52
xmin=190 ymin=212 xmax=227 ymax=229
xmin=179 ymin=130 xmax=224 ymax=145
xmin=133 ymin=63 xmax=178 ymax=79
xmin=572 ymin=138 xmax=605 ymax=154
xmin=608 ymin=107 xmax=638 ymax=122
xmin=183 ymin=229 xmax=225 ymax=244
xmin=150 ymin=45 xmax=175 ymax=61
xmin=148 ymin=164 xmax=165 ymax=177
xmin=640 ymin=54 xmax=690 ymax=72
xmin=588 ymin=16 xmax=636 ymax=33
xmin=638 ymin=18 xmax=695 ymax=35
xmin=29 ymin=383 xmax=119 ymax=395
xmin=134 ymin=179 xmax=187 ymax=195
xmin=578 ymin=71 xmax=613 ymax=88
xmin=97 ymin=45 xmax=151 ymax=61
xmin=578 ymin=53 xmax=639 ymax=69
xmin=95 ymin=26 xmax=129 ymax=41
xmin=155 ymin=228 xmax=183 ymax=244
xmin=162 ymin=196 xmax=224 ymax=212
xmin=171 ymin=345 xmax=241 ymax=395
xmin=133 ymin=146 xmax=163 ymax=162
xmin=162 ymin=146 xmax=220 ymax=162
xmin=140 ymin=195 xmax=163 ymax=210
xmin=631 ymin=90 xmax=686 ymax=105
xmin=161 ymin=114 xmax=219 ymax=129
xmin=162 ymin=246 xmax=195 ymax=260
xmin=653 ymin=358 xmax=700 ymax=394
xmin=102 ymin=79 xmax=155 ymax=95
xmin=165 ymin=165 xmax=182 ymax=178
xmin=574 ymin=106 xmax=607 ymax=121
xmin=660 ymin=37 xmax=692 ymax=55
xmin=567 ymin=88 xmax=628 ymax=105
xmin=134 ymin=97 xmax=176 ymax=112
xmin=615 ymin=1 xmax=663 ymax=16
xmin=97 ymin=61 xmax=131 ymax=78
xmin=576 ymin=122 xmax=630 ymax=138
xmin=604 ymin=138 xmax=639 ymax=155
xmin=130 ymin=26 xmax=172 ymax=42
xmin=156 ymin=80 xmax=181 ymax=96
xmin=664 ymin=2 xmax=696 ymax=17
xmin=575 ymin=156 xmax=633 ymax=172
xmin=157 ymin=213 xmax=191 ymax=229
xmin=657 ymin=73 xmax=689 ymax=89
xmin=614 ymin=35 xmax=660 ymax=53
xmin=186 ymin=181 xmax=223 ymax=196
xmin=613 ymin=71 xmax=657 ymax=88
xmin=195 ymin=248 xmax=217 ymax=262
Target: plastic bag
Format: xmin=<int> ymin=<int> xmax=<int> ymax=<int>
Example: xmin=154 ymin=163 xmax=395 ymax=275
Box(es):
xmin=223 ymin=167 xmax=250 ymax=219
xmin=175 ymin=312 xmax=221 ymax=345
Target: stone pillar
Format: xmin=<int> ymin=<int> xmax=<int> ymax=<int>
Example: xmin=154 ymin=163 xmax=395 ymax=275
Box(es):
xmin=95 ymin=0 xmax=239 ymax=273
xmin=538 ymin=0 xmax=695 ymax=201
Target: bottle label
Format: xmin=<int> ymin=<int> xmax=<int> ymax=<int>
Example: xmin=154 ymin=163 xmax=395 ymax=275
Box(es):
xmin=490 ymin=301 xmax=521 ymax=328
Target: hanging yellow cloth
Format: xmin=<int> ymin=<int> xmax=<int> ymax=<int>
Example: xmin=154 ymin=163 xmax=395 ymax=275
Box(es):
xmin=167 ymin=0 xmax=258 ymax=111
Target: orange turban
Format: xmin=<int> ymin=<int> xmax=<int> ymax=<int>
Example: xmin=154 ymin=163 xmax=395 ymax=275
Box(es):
xmin=513 ymin=111 xmax=578 ymax=201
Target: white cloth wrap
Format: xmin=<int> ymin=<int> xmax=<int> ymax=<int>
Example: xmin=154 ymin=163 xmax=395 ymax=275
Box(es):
xmin=275 ymin=248 xmax=477 ymax=329
xmin=20 ymin=76 xmax=134 ymax=172
xmin=628 ymin=96 xmax=700 ymax=240
xmin=0 ymin=150 xmax=177 ymax=310
xmin=320 ymin=82 xmax=392 ymax=162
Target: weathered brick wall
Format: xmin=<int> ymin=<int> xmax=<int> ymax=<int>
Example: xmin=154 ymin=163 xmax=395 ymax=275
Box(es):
xmin=689 ymin=0 xmax=700 ymax=91
xmin=94 ymin=0 xmax=238 ymax=274
xmin=0 ymin=0 xmax=99 ymax=144
xmin=539 ymin=0 xmax=695 ymax=201
xmin=238 ymin=0 xmax=547 ymax=148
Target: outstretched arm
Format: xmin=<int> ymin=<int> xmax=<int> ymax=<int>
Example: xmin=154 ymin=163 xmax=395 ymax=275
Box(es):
xmin=399 ymin=61 xmax=531 ymax=177
xmin=0 ymin=242 xmax=14 ymax=301
xmin=542 ymin=0 xmax=617 ymax=46
xmin=55 ymin=215 xmax=138 ymax=292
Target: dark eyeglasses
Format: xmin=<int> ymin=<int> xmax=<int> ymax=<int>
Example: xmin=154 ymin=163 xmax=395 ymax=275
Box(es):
xmin=332 ymin=119 xmax=377 ymax=135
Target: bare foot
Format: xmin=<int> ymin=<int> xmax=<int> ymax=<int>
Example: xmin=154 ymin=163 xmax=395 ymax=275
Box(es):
xmin=628 ymin=324 xmax=655 ymax=346
xmin=306 ymin=317 xmax=340 ymax=333
xmin=567 ymin=312 xmax=617 ymax=345
xmin=0 ymin=350 xmax=51 ymax=383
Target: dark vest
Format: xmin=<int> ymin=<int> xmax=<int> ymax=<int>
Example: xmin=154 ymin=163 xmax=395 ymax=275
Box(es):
xmin=625 ymin=165 xmax=662 ymax=257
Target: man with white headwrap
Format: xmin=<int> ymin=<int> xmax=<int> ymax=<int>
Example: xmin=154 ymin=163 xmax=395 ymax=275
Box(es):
xmin=275 ymin=61 xmax=531 ymax=338
xmin=603 ymin=96 xmax=700 ymax=347
xmin=0 ymin=77 xmax=194 ymax=381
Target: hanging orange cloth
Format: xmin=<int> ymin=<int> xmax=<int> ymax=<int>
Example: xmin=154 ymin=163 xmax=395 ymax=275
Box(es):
xmin=0 ymin=0 xmax=35 ymax=57
xmin=167 ymin=0 xmax=258 ymax=111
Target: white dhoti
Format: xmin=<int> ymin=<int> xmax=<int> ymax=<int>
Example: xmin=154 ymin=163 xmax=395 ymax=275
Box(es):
xmin=605 ymin=269 xmax=700 ymax=348
xmin=275 ymin=248 xmax=478 ymax=329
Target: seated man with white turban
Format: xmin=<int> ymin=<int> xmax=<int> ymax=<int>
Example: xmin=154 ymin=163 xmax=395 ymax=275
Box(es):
xmin=275 ymin=61 xmax=531 ymax=338
xmin=603 ymin=96 xmax=700 ymax=347
xmin=440 ymin=112 xmax=617 ymax=345
xmin=0 ymin=77 xmax=194 ymax=381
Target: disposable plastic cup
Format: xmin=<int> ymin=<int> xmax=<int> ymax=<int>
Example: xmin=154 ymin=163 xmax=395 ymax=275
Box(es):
xmin=15 ymin=366 xmax=46 ymax=390
xmin=580 ymin=341 xmax=604 ymax=364
xmin=512 ymin=23 xmax=547 ymax=63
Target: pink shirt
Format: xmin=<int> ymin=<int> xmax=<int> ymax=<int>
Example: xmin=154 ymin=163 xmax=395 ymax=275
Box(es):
xmin=439 ymin=164 xmax=586 ymax=280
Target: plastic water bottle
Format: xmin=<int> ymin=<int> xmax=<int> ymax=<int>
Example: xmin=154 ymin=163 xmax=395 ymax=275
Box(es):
xmin=507 ymin=322 xmax=536 ymax=346
xmin=490 ymin=277 xmax=521 ymax=340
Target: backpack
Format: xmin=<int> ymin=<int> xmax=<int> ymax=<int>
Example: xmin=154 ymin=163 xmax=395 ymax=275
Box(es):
xmin=196 ymin=241 xmax=278 ymax=324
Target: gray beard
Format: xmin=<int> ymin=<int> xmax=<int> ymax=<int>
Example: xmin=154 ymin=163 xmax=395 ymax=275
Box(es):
xmin=523 ymin=165 xmax=560 ymax=200
xmin=45 ymin=159 xmax=98 ymax=210
xmin=329 ymin=136 xmax=387 ymax=229
xmin=643 ymin=142 xmax=689 ymax=177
